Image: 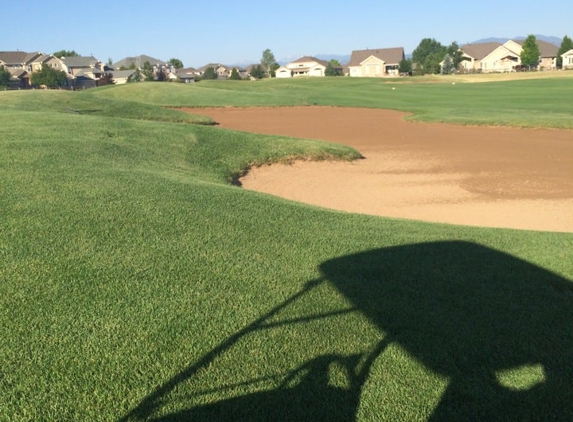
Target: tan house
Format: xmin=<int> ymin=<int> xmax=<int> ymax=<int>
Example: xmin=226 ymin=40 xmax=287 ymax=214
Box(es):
xmin=109 ymin=69 xmax=137 ymax=84
xmin=0 ymin=51 xmax=66 ymax=86
xmin=197 ymin=63 xmax=232 ymax=78
xmin=459 ymin=42 xmax=502 ymax=72
xmin=61 ymin=56 xmax=105 ymax=77
xmin=275 ymin=56 xmax=327 ymax=78
xmin=562 ymin=49 xmax=573 ymax=69
xmin=464 ymin=39 xmax=559 ymax=72
xmin=347 ymin=47 xmax=405 ymax=77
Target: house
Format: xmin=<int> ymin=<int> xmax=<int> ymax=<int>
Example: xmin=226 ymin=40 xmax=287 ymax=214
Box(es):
xmin=198 ymin=63 xmax=228 ymax=78
xmin=109 ymin=69 xmax=137 ymax=84
xmin=458 ymin=42 xmax=502 ymax=72
xmin=175 ymin=67 xmax=198 ymax=83
xmin=61 ymin=56 xmax=105 ymax=77
xmin=562 ymin=49 xmax=573 ymax=69
xmin=7 ymin=68 xmax=29 ymax=88
xmin=0 ymin=51 xmax=66 ymax=87
xmin=59 ymin=56 xmax=107 ymax=88
xmin=175 ymin=68 xmax=198 ymax=83
xmin=275 ymin=56 xmax=327 ymax=78
xmin=113 ymin=55 xmax=175 ymax=79
xmin=347 ymin=47 xmax=405 ymax=77
xmin=475 ymin=40 xmax=559 ymax=72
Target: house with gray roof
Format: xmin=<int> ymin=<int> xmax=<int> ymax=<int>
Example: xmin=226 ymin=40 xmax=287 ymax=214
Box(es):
xmin=175 ymin=67 xmax=199 ymax=83
xmin=61 ymin=56 xmax=105 ymax=76
xmin=109 ymin=69 xmax=137 ymax=84
xmin=113 ymin=55 xmax=175 ymax=80
xmin=347 ymin=47 xmax=405 ymax=77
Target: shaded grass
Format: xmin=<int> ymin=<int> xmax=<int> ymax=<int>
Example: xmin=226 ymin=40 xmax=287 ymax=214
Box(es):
xmin=1 ymin=86 xmax=572 ymax=421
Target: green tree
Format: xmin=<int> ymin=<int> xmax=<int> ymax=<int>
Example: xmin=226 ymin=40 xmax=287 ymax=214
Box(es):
xmin=229 ymin=67 xmax=242 ymax=80
xmin=202 ymin=67 xmax=217 ymax=80
xmin=128 ymin=69 xmax=142 ymax=83
xmin=270 ymin=62 xmax=280 ymax=77
xmin=250 ymin=64 xmax=266 ymax=79
xmin=30 ymin=64 xmax=68 ymax=88
xmin=398 ymin=58 xmax=412 ymax=75
xmin=446 ymin=41 xmax=464 ymax=70
xmin=53 ymin=50 xmax=79 ymax=58
xmin=441 ymin=54 xmax=455 ymax=75
xmin=325 ymin=62 xmax=337 ymax=76
xmin=0 ymin=66 xmax=11 ymax=88
xmin=168 ymin=58 xmax=184 ymax=69
xmin=261 ymin=49 xmax=277 ymax=77
xmin=412 ymin=38 xmax=446 ymax=74
xmin=520 ymin=35 xmax=541 ymax=70
xmin=325 ymin=60 xmax=342 ymax=76
xmin=142 ymin=61 xmax=155 ymax=81
xmin=557 ymin=35 xmax=573 ymax=68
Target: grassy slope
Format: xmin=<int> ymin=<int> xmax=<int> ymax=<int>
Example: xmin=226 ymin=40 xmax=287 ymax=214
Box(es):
xmin=1 ymin=80 xmax=572 ymax=421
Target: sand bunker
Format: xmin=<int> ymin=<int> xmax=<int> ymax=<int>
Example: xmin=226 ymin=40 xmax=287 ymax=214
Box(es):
xmin=185 ymin=107 xmax=573 ymax=233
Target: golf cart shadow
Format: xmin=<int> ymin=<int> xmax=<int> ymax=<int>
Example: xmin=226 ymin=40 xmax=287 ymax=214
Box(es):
xmin=322 ymin=241 xmax=573 ymax=421
xmin=127 ymin=241 xmax=573 ymax=421
xmin=150 ymin=351 xmax=382 ymax=422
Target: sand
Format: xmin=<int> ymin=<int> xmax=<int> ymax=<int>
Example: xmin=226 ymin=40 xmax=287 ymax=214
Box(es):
xmin=185 ymin=107 xmax=573 ymax=233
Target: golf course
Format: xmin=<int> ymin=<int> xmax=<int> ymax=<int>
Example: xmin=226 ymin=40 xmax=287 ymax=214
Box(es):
xmin=1 ymin=74 xmax=573 ymax=421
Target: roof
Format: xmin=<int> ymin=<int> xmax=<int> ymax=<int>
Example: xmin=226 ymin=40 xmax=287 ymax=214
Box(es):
xmin=348 ymin=47 xmax=405 ymax=67
xmin=75 ymin=68 xmax=103 ymax=77
xmin=289 ymin=56 xmax=328 ymax=66
xmin=513 ymin=39 xmax=559 ymax=57
xmin=0 ymin=51 xmax=43 ymax=65
xmin=198 ymin=63 xmax=225 ymax=71
xmin=63 ymin=56 xmax=100 ymax=67
xmin=460 ymin=42 xmax=502 ymax=60
xmin=8 ymin=68 xmax=28 ymax=78
xmin=110 ymin=70 xmax=136 ymax=79
xmin=113 ymin=55 xmax=167 ymax=69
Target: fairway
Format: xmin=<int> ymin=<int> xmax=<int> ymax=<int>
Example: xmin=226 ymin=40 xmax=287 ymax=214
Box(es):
xmin=188 ymin=106 xmax=573 ymax=232
xmin=1 ymin=77 xmax=573 ymax=421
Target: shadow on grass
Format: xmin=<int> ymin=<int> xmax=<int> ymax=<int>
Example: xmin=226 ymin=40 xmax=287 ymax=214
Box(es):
xmin=324 ymin=241 xmax=573 ymax=421
xmin=120 ymin=241 xmax=573 ymax=421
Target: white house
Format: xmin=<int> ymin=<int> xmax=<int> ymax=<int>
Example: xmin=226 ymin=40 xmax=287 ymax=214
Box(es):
xmin=275 ymin=56 xmax=327 ymax=78
xmin=561 ymin=49 xmax=573 ymax=69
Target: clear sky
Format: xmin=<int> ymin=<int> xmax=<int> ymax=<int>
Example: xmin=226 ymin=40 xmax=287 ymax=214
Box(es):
xmin=3 ymin=0 xmax=571 ymax=68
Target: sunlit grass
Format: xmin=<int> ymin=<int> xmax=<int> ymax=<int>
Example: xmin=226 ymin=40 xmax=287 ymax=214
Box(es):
xmin=1 ymin=83 xmax=572 ymax=421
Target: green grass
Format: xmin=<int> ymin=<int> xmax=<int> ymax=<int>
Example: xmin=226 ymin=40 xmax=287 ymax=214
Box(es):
xmin=94 ymin=75 xmax=573 ymax=128
xmin=1 ymin=79 xmax=572 ymax=421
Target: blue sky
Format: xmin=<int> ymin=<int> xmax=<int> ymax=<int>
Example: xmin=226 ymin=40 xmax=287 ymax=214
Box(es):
xmin=3 ymin=0 xmax=571 ymax=68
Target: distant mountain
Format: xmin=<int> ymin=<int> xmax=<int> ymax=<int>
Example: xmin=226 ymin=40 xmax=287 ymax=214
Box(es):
xmin=276 ymin=53 xmax=352 ymax=66
xmin=470 ymin=35 xmax=562 ymax=46
xmin=314 ymin=54 xmax=351 ymax=65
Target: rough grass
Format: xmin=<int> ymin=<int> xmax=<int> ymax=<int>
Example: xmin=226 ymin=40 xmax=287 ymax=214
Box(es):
xmin=1 ymin=84 xmax=572 ymax=421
